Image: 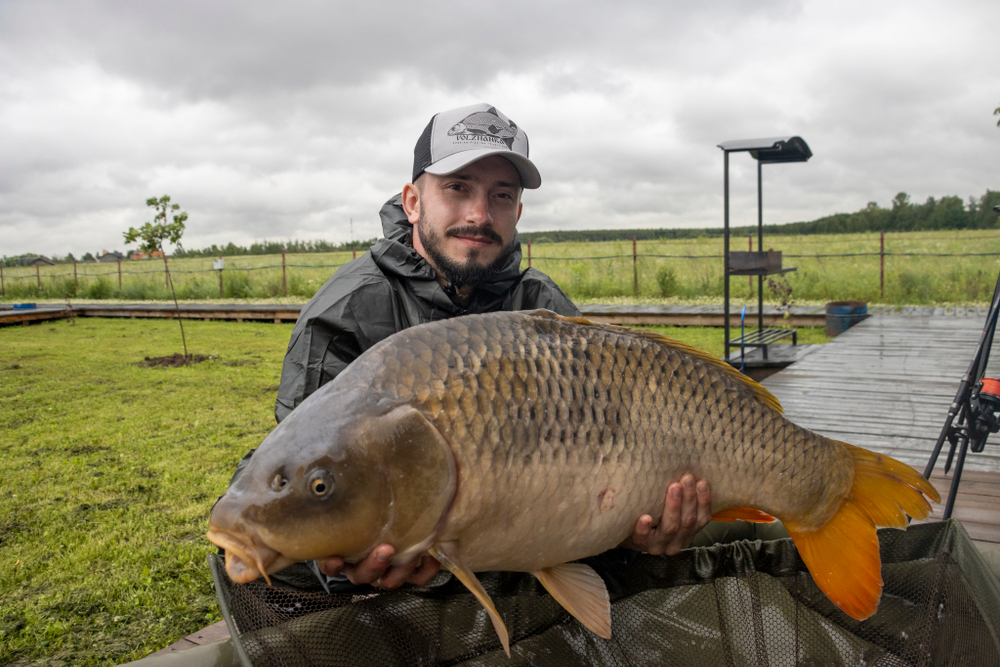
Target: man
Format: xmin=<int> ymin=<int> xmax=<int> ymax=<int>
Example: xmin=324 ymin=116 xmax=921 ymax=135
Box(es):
xmin=267 ymin=103 xmax=712 ymax=591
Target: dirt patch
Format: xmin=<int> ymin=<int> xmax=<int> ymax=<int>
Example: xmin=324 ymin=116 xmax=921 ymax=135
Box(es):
xmin=138 ymin=353 xmax=215 ymax=368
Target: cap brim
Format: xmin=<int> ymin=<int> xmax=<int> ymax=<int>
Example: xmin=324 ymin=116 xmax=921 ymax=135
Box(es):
xmin=423 ymin=149 xmax=541 ymax=189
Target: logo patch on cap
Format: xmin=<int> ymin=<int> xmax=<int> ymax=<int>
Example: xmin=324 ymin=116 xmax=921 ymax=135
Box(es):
xmin=447 ymin=107 xmax=519 ymax=149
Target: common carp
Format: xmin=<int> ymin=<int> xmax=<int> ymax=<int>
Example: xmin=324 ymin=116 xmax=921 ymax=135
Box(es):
xmin=207 ymin=310 xmax=939 ymax=656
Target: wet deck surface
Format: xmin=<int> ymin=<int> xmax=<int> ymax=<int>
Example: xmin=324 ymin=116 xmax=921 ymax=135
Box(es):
xmin=761 ymin=311 xmax=1000 ymax=545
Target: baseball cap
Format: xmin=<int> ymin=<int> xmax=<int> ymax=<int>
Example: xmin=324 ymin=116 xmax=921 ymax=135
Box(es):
xmin=412 ymin=103 xmax=541 ymax=189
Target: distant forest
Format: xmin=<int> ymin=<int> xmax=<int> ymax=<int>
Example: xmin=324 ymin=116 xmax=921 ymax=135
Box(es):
xmin=519 ymin=189 xmax=1000 ymax=244
xmin=6 ymin=189 xmax=998 ymax=266
xmin=171 ymin=237 xmax=377 ymax=259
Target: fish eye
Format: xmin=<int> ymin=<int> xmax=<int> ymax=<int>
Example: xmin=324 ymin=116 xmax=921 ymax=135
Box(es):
xmin=307 ymin=469 xmax=335 ymax=498
xmin=270 ymin=473 xmax=287 ymax=492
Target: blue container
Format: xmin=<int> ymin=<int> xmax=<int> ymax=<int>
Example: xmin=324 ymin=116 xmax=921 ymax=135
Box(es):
xmin=825 ymin=301 xmax=867 ymax=337
xmin=13 ymin=303 xmax=37 ymax=310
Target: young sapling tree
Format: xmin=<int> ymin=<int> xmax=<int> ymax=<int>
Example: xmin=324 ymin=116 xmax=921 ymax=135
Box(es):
xmin=124 ymin=195 xmax=191 ymax=361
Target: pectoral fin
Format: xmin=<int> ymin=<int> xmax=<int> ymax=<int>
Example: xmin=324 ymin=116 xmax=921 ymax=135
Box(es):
xmin=532 ymin=563 xmax=612 ymax=639
xmin=428 ymin=543 xmax=510 ymax=657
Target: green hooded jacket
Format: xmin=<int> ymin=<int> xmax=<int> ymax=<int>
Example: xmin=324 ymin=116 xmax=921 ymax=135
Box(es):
xmin=274 ymin=194 xmax=579 ymax=422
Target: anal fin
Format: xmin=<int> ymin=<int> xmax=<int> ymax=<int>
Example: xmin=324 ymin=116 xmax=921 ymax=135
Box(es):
xmin=428 ymin=543 xmax=511 ymax=657
xmin=711 ymin=506 xmax=776 ymax=523
xmin=532 ymin=563 xmax=612 ymax=639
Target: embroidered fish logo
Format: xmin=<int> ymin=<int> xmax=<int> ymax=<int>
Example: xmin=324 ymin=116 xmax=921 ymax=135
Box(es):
xmin=448 ymin=107 xmax=518 ymax=148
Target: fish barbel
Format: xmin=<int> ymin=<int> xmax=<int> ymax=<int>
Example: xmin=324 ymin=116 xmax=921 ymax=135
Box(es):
xmin=207 ymin=310 xmax=939 ymax=656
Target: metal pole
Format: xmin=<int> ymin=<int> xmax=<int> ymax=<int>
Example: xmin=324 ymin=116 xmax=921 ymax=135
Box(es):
xmin=748 ymin=236 xmax=753 ymax=289
xmin=74 ymin=260 xmax=78 ymax=291
xmin=36 ymin=263 xmax=41 ymax=289
xmin=723 ymin=150 xmax=731 ymax=361
xmin=633 ymin=236 xmax=638 ymax=296
xmin=1 ymin=264 xmax=4 ymax=296
xmin=880 ymin=231 xmax=885 ymax=298
xmin=757 ymin=160 xmax=764 ymax=334
xmin=219 ymin=256 xmax=224 ymax=298
xmin=282 ymin=250 xmax=287 ymax=296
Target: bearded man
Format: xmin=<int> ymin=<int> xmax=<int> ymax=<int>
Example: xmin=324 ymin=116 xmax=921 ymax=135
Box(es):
xmin=259 ymin=103 xmax=711 ymax=592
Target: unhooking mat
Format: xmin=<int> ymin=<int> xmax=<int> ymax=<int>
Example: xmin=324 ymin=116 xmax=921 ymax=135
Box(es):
xmin=208 ymin=519 xmax=1000 ymax=666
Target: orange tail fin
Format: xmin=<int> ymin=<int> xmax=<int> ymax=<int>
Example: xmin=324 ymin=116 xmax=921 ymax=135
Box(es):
xmin=785 ymin=443 xmax=940 ymax=621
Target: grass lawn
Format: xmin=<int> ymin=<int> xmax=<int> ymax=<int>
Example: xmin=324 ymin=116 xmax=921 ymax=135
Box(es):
xmin=0 ymin=318 xmax=292 ymax=665
xmin=0 ymin=317 xmax=827 ymax=664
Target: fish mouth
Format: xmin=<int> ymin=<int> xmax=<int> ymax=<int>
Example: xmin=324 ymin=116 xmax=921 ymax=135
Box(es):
xmin=206 ymin=528 xmax=295 ymax=586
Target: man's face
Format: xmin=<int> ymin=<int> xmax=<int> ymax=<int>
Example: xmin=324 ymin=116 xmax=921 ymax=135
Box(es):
xmin=403 ymin=155 xmax=523 ymax=287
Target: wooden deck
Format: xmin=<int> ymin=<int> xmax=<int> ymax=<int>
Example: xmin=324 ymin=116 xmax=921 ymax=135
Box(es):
xmin=2 ymin=301 xmax=991 ymax=328
xmin=762 ymin=311 xmax=1000 ymax=546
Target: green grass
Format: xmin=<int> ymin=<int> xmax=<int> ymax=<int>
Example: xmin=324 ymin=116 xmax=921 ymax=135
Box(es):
xmin=0 ymin=319 xmax=292 ymax=665
xmin=0 ymin=317 xmax=821 ymax=663
xmin=5 ymin=229 xmax=1000 ymax=305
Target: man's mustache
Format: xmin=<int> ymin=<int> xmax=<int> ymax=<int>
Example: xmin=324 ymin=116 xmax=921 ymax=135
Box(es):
xmin=445 ymin=226 xmax=504 ymax=245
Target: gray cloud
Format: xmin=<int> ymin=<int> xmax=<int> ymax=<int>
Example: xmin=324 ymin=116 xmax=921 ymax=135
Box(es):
xmin=1 ymin=0 xmax=998 ymax=258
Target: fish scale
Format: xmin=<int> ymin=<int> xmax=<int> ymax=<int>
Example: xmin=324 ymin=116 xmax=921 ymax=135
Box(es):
xmin=209 ymin=310 xmax=940 ymax=653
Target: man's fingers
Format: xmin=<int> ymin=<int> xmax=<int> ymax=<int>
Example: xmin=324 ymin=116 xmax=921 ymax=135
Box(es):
xmin=695 ymin=479 xmax=712 ymax=526
xmin=344 ymin=545 xmax=394 ymax=585
xmin=407 ymin=556 xmax=442 ymax=586
xmin=318 ymin=555 xmax=346 ymax=579
xmin=678 ymin=475 xmax=698 ymax=531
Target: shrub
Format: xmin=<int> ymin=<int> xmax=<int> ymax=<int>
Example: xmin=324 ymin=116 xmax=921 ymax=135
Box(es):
xmin=656 ymin=267 xmax=679 ymax=297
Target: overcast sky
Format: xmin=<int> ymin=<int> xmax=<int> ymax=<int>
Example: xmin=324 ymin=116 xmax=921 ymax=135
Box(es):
xmin=1 ymin=0 xmax=998 ymax=258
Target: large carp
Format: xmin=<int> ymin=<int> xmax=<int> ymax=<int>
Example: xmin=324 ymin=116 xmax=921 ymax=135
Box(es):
xmin=207 ymin=310 xmax=939 ymax=656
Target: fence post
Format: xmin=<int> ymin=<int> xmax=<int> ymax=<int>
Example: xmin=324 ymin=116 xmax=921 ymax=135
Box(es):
xmin=880 ymin=231 xmax=885 ymax=298
xmin=527 ymin=239 xmax=532 ymax=269
xmin=749 ymin=235 xmax=753 ymax=289
xmin=219 ymin=256 xmax=224 ymax=298
xmin=282 ymin=250 xmax=287 ymax=296
xmin=117 ymin=260 xmax=122 ymax=290
xmin=352 ymin=248 xmax=357 ymax=260
xmin=632 ymin=236 xmax=638 ymax=296
xmin=74 ymin=260 xmax=78 ymax=291
xmin=0 ymin=264 xmax=4 ymax=296
xmin=36 ymin=263 xmax=41 ymax=289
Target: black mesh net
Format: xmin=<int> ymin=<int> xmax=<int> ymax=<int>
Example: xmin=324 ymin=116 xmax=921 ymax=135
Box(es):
xmin=209 ymin=520 xmax=1000 ymax=666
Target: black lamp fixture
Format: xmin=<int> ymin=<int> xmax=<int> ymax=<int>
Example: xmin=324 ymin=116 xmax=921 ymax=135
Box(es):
xmin=717 ymin=136 xmax=812 ymax=362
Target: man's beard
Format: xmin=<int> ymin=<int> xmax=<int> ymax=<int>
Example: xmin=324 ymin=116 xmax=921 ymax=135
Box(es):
xmin=417 ymin=217 xmax=517 ymax=288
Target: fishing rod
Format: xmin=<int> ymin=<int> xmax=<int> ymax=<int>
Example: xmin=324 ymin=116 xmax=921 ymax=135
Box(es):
xmin=922 ymin=205 xmax=1000 ymax=519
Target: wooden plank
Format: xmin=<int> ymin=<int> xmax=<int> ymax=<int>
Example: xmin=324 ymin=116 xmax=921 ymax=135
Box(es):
xmin=148 ymin=620 xmax=230 ymax=656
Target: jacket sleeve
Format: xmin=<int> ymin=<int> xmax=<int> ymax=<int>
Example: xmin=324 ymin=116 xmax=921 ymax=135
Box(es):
xmin=274 ymin=260 xmax=396 ymax=423
xmin=508 ymin=268 xmax=581 ymax=317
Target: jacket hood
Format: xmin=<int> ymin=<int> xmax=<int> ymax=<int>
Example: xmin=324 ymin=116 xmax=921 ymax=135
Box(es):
xmin=369 ymin=193 xmax=526 ymax=298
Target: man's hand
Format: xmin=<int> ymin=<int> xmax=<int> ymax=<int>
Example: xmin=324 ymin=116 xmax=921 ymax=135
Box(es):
xmin=318 ymin=545 xmax=441 ymax=589
xmin=620 ymin=474 xmax=712 ymax=556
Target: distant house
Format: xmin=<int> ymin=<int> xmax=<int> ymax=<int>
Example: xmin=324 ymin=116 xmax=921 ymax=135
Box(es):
xmin=23 ymin=256 xmax=54 ymax=266
xmin=128 ymin=250 xmax=164 ymax=260
xmin=97 ymin=251 xmax=125 ymax=263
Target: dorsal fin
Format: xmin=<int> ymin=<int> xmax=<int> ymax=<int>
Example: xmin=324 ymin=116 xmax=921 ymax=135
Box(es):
xmin=523 ymin=310 xmax=783 ymax=415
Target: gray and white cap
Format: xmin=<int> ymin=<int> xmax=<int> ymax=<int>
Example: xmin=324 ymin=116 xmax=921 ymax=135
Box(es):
xmin=412 ymin=103 xmax=541 ymax=189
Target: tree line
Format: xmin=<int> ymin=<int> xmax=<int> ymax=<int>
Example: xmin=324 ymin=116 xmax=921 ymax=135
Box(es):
xmin=5 ymin=189 xmax=997 ymax=266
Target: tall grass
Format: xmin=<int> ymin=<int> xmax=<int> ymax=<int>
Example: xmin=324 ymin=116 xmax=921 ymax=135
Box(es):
xmin=5 ymin=230 xmax=1000 ymax=304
